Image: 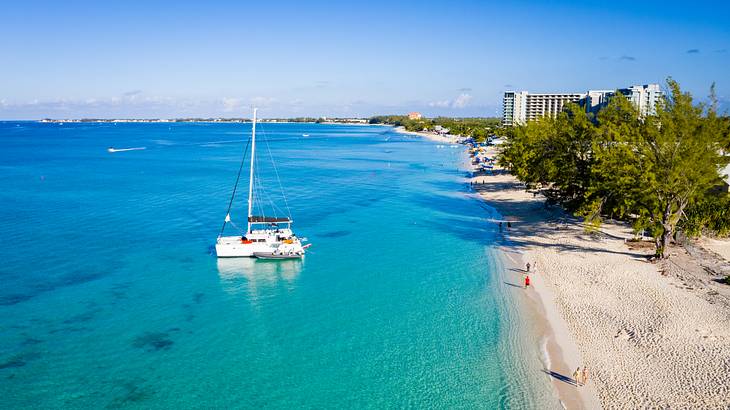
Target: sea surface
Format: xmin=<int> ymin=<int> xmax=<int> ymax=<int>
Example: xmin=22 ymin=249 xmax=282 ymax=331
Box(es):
xmin=0 ymin=121 xmax=557 ymax=408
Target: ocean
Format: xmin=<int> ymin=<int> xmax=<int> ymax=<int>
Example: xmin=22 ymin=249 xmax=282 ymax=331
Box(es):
xmin=0 ymin=121 xmax=557 ymax=408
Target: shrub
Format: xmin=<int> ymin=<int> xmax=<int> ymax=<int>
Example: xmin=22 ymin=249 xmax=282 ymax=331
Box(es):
xmin=681 ymin=194 xmax=730 ymax=237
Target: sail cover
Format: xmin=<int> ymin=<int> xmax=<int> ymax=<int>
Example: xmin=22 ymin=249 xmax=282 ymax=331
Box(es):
xmin=248 ymin=216 xmax=292 ymax=223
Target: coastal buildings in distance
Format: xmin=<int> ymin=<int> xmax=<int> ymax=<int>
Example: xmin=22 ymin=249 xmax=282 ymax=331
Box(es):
xmin=502 ymin=84 xmax=662 ymax=126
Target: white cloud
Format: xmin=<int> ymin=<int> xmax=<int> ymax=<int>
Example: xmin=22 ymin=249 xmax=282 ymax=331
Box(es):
xmin=452 ymin=93 xmax=472 ymax=108
xmin=428 ymin=99 xmax=451 ymax=108
xmin=427 ymin=93 xmax=473 ymax=109
xmin=250 ymin=96 xmax=277 ymax=107
xmin=221 ymin=97 xmax=242 ymax=112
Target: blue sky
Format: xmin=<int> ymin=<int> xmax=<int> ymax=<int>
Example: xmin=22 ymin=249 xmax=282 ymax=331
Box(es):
xmin=1 ymin=0 xmax=729 ymax=119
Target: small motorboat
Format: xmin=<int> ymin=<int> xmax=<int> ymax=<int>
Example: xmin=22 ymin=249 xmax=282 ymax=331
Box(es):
xmin=254 ymin=242 xmax=309 ymax=260
xmin=302 ymin=133 xmax=310 ymax=137
xmin=254 ymin=251 xmax=303 ymax=260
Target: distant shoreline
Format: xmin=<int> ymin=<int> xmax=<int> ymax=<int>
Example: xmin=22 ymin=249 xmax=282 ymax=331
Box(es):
xmin=35 ymin=118 xmax=374 ymax=125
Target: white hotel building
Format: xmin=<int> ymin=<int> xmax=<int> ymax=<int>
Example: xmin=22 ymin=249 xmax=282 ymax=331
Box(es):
xmin=503 ymin=84 xmax=662 ymax=126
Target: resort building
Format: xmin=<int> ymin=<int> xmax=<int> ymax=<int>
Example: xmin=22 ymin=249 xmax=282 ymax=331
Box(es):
xmin=524 ymin=93 xmax=585 ymax=123
xmin=503 ymin=84 xmax=663 ymax=126
xmin=503 ymin=91 xmax=583 ymax=126
xmin=585 ymin=84 xmax=663 ymax=117
xmin=408 ymin=112 xmax=422 ymax=120
xmin=502 ymin=91 xmax=527 ymax=126
xmin=621 ymin=84 xmax=663 ymax=117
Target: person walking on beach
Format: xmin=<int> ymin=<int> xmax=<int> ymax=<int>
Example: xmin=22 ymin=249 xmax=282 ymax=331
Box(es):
xmin=524 ymin=275 xmax=530 ymax=288
xmin=573 ymin=367 xmax=582 ymax=386
xmin=581 ymin=367 xmax=589 ymax=385
xmin=526 ymin=262 xmax=530 ymax=272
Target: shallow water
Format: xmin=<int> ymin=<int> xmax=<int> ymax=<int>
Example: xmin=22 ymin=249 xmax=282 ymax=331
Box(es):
xmin=0 ymin=122 xmax=557 ymax=408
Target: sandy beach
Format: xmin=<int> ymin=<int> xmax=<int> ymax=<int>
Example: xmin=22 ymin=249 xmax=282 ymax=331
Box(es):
xmin=393 ymin=126 xmax=460 ymax=144
xmin=472 ymin=145 xmax=730 ymax=409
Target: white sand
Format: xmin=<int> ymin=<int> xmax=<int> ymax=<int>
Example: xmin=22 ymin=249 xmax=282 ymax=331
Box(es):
xmin=473 ymin=146 xmax=730 ymax=409
xmin=392 ymin=126 xmax=459 ymax=144
xmin=700 ymin=237 xmax=730 ymax=262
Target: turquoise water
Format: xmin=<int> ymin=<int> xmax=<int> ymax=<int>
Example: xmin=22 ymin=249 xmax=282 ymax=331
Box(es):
xmin=0 ymin=122 xmax=556 ymax=408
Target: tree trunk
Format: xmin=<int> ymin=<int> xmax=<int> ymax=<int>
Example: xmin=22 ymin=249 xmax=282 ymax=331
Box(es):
xmin=656 ymin=202 xmax=674 ymax=259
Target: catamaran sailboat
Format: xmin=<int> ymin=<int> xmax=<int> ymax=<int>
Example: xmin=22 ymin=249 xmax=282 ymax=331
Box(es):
xmin=215 ymin=108 xmax=306 ymax=258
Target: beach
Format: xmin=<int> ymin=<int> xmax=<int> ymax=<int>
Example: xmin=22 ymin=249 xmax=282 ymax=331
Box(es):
xmin=472 ymin=144 xmax=730 ymax=409
xmin=393 ymin=126 xmax=460 ymax=144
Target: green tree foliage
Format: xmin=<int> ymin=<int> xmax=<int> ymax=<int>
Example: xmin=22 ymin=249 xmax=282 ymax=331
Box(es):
xmin=680 ymin=195 xmax=730 ymax=237
xmin=369 ymin=116 xmax=501 ymax=140
xmin=499 ymin=104 xmax=597 ymax=209
xmin=499 ymin=79 xmax=730 ymax=258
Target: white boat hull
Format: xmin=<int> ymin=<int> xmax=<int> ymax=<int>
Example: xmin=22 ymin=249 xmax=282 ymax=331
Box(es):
xmin=215 ymin=236 xmax=275 ymax=258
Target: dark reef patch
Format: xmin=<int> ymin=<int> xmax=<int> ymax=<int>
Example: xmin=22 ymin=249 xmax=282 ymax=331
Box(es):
xmin=0 ymin=357 xmax=26 ymax=370
xmin=193 ymin=292 xmax=205 ymax=304
xmin=49 ymin=326 xmax=90 ymax=334
xmin=63 ymin=308 xmax=102 ymax=325
xmin=0 ymin=269 xmax=108 ymax=306
xmin=0 ymin=351 xmax=41 ymax=370
xmin=318 ymin=230 xmax=351 ymax=238
xmin=132 ymin=332 xmax=174 ymax=352
xmin=109 ymin=282 xmax=132 ymax=301
xmin=0 ymin=293 xmax=34 ymax=306
xmin=20 ymin=337 xmax=43 ymax=347
xmin=106 ymin=379 xmax=155 ymax=408
xmin=32 ymin=270 xmax=105 ymax=294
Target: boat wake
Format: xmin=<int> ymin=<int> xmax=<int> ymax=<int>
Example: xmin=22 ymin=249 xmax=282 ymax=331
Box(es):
xmin=108 ymin=147 xmax=146 ymax=153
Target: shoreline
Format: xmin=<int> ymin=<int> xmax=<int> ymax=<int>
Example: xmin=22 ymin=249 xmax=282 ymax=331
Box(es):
xmin=470 ymin=144 xmax=730 ymax=409
xmin=392 ymin=125 xmax=460 ymax=144
xmin=481 ymin=185 xmax=601 ymax=409
xmin=402 ymin=127 xmax=588 ymax=406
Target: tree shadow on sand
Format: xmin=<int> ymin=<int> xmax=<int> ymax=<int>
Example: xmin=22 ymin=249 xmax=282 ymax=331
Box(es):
xmin=412 ymin=189 xmax=650 ymax=261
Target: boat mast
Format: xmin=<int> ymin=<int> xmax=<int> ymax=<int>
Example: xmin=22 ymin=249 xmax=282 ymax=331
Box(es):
xmin=246 ymin=108 xmax=257 ymax=234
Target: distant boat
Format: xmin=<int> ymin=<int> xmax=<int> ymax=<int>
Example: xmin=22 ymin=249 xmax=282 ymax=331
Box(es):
xmin=108 ymin=147 xmax=146 ymax=153
xmin=215 ymin=108 xmax=307 ymax=258
xmin=302 ymin=133 xmax=310 ymax=137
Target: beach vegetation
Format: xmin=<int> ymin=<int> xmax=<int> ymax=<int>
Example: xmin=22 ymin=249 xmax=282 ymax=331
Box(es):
xmin=499 ymin=79 xmax=730 ymax=258
xmin=680 ymin=195 xmax=730 ymax=238
xmin=369 ymin=116 xmax=501 ymax=140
